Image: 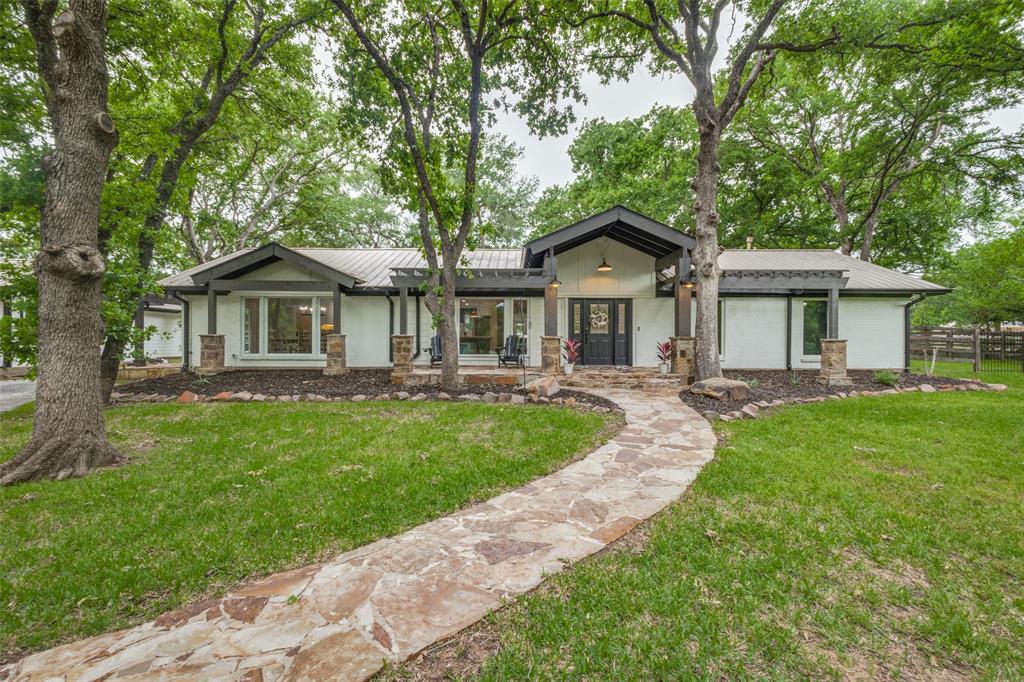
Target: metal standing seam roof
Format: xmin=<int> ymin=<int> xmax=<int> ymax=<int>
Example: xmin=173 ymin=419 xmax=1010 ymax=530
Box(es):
xmin=160 ymin=246 xmax=947 ymax=293
xmin=718 ymin=250 xmax=948 ymax=292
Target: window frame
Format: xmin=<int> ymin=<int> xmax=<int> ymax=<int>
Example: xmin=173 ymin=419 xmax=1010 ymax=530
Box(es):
xmin=801 ymin=298 xmax=829 ymax=358
xmin=238 ymin=295 xmax=328 ymax=359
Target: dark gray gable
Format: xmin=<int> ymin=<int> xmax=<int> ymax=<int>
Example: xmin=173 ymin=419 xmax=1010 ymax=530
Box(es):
xmin=522 ymin=206 xmax=696 ymax=267
xmin=190 ymin=243 xmax=358 ymax=289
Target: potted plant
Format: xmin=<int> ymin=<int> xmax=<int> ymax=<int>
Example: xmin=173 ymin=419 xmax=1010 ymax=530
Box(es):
xmin=656 ymin=340 xmax=672 ymax=375
xmin=562 ymin=338 xmax=580 ymax=375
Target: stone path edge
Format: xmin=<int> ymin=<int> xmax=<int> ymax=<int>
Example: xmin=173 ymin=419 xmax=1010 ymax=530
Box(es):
xmin=0 ymin=388 xmax=715 ymax=682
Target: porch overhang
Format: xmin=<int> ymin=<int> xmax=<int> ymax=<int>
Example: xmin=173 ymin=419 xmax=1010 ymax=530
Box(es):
xmin=657 ymin=268 xmax=850 ymax=294
xmin=522 ymin=206 xmax=695 ymax=268
xmin=389 ymin=267 xmax=550 ymax=291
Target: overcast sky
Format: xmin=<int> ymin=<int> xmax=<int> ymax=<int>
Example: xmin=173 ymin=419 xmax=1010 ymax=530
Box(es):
xmin=498 ymin=67 xmax=1024 ymax=191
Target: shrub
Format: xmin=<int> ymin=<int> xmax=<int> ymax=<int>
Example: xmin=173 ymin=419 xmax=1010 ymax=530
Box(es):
xmin=656 ymin=341 xmax=672 ymax=364
xmin=873 ymin=369 xmax=900 ymax=387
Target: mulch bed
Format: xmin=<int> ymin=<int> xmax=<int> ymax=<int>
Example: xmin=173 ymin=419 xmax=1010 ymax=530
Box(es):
xmin=680 ymin=370 xmax=986 ymax=416
xmin=118 ymin=369 xmax=620 ymax=410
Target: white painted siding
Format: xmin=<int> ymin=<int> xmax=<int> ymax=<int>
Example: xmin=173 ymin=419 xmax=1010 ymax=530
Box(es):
xmin=721 ymin=297 xmax=788 ymax=369
xmin=343 ymin=297 xmax=391 ymax=366
xmin=789 ymin=296 xmax=908 ymax=370
xmin=143 ymin=311 xmax=182 ymax=358
xmin=554 ymin=240 xmax=657 ymax=297
xmin=634 ymin=298 xmax=674 ymax=367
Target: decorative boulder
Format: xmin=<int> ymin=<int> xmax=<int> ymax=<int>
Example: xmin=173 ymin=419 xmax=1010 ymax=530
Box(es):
xmin=526 ymin=375 xmax=560 ymax=398
xmin=690 ymin=378 xmax=752 ymax=402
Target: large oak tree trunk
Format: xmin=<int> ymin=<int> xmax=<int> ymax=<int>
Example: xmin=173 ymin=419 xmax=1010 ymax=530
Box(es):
xmin=439 ymin=265 xmax=460 ymax=392
xmin=2 ymin=0 xmax=121 ymax=485
xmin=692 ymin=128 xmax=724 ymax=381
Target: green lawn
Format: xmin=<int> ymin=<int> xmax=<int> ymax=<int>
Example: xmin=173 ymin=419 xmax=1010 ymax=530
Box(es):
xmin=0 ymin=401 xmax=619 ymax=663
xmin=469 ymin=369 xmax=1024 ymax=679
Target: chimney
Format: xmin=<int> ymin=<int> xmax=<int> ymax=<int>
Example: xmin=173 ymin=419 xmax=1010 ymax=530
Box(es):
xmin=745 ymin=235 xmax=754 ymax=250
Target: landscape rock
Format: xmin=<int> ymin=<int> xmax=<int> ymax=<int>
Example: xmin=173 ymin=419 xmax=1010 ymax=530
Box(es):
xmin=726 ymin=410 xmax=743 ymax=419
xmin=497 ymin=393 xmax=512 ymax=403
xmin=701 ymin=410 xmax=720 ymax=421
xmin=437 ymin=392 xmax=451 ymax=401
xmin=690 ymin=377 xmax=751 ymax=402
xmin=411 ymin=393 xmax=427 ymax=401
xmin=564 ymin=397 xmax=576 ymax=407
xmin=351 ymin=394 xmax=367 ymax=402
xmin=177 ymin=391 xmax=199 ymax=404
xmin=985 ymin=383 xmax=1007 ymax=391
xmin=459 ymin=394 xmax=482 ymax=402
xmin=395 ymin=391 xmax=410 ymax=400
xmin=510 ymin=394 xmax=526 ymax=404
xmin=251 ymin=394 xmax=267 ymax=402
xmin=526 ymin=375 xmax=560 ymax=398
xmin=482 ymin=392 xmax=498 ymax=404
xmin=740 ymin=403 xmax=759 ymax=419
xmin=229 ymin=391 xmax=252 ymax=402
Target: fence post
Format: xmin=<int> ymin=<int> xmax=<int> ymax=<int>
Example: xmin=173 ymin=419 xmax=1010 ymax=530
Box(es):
xmin=973 ymin=327 xmax=981 ymax=373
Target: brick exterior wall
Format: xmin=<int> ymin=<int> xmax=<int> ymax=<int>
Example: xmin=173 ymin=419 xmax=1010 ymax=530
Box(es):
xmin=323 ymin=334 xmax=348 ymax=376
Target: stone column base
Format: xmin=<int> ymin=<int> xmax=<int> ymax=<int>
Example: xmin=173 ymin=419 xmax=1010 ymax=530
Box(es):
xmin=541 ymin=336 xmax=561 ymax=375
xmin=197 ymin=334 xmax=225 ymax=375
xmin=391 ymin=334 xmax=414 ymax=381
xmin=816 ymin=338 xmax=853 ymax=386
xmin=670 ymin=336 xmax=696 ymax=384
xmin=323 ymin=334 xmax=348 ymax=376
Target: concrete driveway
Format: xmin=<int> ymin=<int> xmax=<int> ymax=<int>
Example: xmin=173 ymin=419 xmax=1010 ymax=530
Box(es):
xmin=0 ymin=380 xmax=36 ymax=412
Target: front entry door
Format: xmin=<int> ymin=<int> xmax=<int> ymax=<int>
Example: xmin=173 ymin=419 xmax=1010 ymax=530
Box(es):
xmin=569 ymin=299 xmax=631 ymax=366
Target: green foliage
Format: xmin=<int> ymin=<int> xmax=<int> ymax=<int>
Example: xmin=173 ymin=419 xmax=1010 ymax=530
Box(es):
xmin=531 ymin=106 xmax=697 ymax=236
xmin=477 ymin=381 xmax=1024 ymax=679
xmin=872 ymin=369 xmax=900 ymax=386
xmin=0 ymin=401 xmax=618 ymax=658
xmin=914 ymin=224 xmax=1024 ymax=325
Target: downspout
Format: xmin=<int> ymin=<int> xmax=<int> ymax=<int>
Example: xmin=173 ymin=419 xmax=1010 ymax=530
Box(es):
xmin=785 ymin=294 xmax=793 ymax=371
xmin=904 ymin=294 xmax=927 ymax=372
xmin=170 ymin=291 xmax=190 ymax=372
xmin=385 ymin=293 xmax=394 ymax=362
xmin=413 ymin=292 xmax=422 ymax=359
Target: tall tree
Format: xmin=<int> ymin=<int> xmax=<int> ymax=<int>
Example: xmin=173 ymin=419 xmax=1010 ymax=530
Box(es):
xmin=531 ymin=105 xmax=698 ymax=235
xmin=96 ymin=0 xmax=318 ymax=400
xmin=733 ymin=50 xmax=1024 ymax=264
xmin=330 ymin=0 xmax=581 ymax=390
xmin=1 ymin=0 xmax=120 ymax=485
xmin=577 ymin=0 xmax=838 ymax=380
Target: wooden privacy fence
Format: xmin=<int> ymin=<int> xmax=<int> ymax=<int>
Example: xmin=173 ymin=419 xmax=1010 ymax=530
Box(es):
xmin=911 ymin=326 xmax=1024 ymax=372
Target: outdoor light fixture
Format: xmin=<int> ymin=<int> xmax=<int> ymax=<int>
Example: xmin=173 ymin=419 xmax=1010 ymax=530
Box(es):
xmin=683 ymin=281 xmax=695 ymax=288
xmin=550 ymin=277 xmax=561 ymax=288
xmin=596 ymin=257 xmax=613 ymax=272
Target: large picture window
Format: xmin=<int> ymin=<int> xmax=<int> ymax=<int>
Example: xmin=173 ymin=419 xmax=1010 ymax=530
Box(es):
xmin=267 ymin=297 xmax=313 ymax=354
xmin=802 ymin=300 xmax=828 ymax=356
xmin=459 ymin=298 xmax=504 ymax=354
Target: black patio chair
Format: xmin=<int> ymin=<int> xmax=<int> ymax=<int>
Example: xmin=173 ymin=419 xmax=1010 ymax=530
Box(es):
xmin=495 ymin=335 xmax=527 ymax=368
xmin=428 ymin=334 xmax=442 ymax=367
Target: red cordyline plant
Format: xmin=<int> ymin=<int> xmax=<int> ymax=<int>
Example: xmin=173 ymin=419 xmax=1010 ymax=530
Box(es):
xmin=563 ymin=338 xmax=580 ymax=364
xmin=656 ymin=341 xmax=672 ymax=364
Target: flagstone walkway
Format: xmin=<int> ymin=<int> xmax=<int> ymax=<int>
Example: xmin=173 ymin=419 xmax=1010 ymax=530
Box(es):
xmin=1 ymin=388 xmax=715 ymax=682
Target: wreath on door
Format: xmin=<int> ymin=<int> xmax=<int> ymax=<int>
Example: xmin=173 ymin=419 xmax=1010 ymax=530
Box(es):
xmin=589 ymin=308 xmax=609 ymax=329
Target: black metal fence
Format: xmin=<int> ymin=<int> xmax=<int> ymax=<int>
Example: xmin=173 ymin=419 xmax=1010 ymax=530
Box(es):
xmin=912 ymin=326 xmax=1024 ymax=372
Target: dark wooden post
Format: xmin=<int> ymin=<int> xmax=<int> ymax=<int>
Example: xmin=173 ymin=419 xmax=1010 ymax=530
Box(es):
xmin=675 ymin=252 xmax=692 ymax=337
xmin=333 ymin=284 xmax=342 ymax=330
xmin=207 ymin=287 xmax=217 ymax=335
xmin=399 ymin=286 xmax=408 ymax=335
xmin=827 ymin=286 xmax=839 ymax=339
xmin=543 ymin=250 xmax=558 ymax=336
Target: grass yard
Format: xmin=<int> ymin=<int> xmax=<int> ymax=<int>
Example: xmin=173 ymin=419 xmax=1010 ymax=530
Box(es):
xmin=0 ymin=400 xmax=619 ymax=663
xmin=467 ymin=370 xmax=1024 ymax=679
